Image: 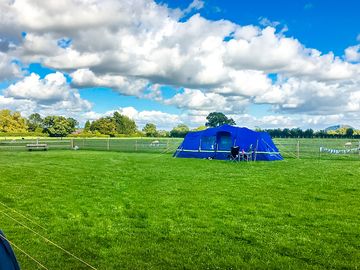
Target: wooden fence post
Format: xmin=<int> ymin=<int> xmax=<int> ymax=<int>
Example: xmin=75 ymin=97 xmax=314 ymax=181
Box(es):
xmin=107 ymin=138 xmax=110 ymax=150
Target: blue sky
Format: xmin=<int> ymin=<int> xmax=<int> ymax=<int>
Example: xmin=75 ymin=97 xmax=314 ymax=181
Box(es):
xmin=0 ymin=0 xmax=359 ymax=129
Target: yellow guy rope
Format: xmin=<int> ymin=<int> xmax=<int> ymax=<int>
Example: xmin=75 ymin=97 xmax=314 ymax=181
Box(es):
xmin=0 ymin=201 xmax=46 ymax=230
xmin=0 ymin=211 xmax=97 ymax=270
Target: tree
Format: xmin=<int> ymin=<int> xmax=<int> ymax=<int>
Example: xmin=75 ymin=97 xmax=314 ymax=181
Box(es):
xmin=170 ymin=124 xmax=190 ymax=137
xmin=113 ymin=112 xmax=137 ymax=135
xmin=67 ymin=117 xmax=79 ymax=130
xmin=142 ymin=123 xmax=158 ymax=137
xmin=84 ymin=120 xmax=91 ymax=132
xmin=90 ymin=117 xmax=117 ymax=136
xmin=346 ymin=128 xmax=354 ymax=137
xmin=304 ymin=128 xmax=314 ymax=138
xmin=205 ymin=112 xmax=236 ymax=127
xmin=27 ymin=113 xmax=43 ymax=132
xmin=157 ymin=130 xmax=170 ymax=137
xmin=43 ymin=116 xmax=77 ymax=137
xmin=0 ymin=109 xmax=28 ymax=133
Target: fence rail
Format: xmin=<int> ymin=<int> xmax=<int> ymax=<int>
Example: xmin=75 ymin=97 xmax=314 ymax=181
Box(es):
xmin=0 ymin=137 xmax=359 ymax=160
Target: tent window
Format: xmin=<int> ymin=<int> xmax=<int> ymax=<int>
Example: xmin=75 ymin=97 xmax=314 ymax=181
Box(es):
xmin=201 ymin=136 xmax=216 ymax=150
xmin=217 ymin=132 xmax=232 ymax=150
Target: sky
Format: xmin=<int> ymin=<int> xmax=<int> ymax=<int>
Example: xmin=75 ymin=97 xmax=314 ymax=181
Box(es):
xmin=0 ymin=0 xmax=359 ymax=130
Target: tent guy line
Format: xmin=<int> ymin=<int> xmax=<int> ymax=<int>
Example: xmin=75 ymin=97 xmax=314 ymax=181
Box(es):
xmin=0 ymin=210 xmax=98 ymax=270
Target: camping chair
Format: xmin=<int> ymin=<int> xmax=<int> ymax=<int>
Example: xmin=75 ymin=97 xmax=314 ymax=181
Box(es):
xmin=0 ymin=230 xmax=20 ymax=270
xmin=229 ymin=146 xmax=240 ymax=161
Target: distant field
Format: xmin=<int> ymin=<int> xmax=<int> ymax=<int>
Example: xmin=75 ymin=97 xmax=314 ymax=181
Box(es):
xmin=0 ymin=150 xmax=359 ymax=269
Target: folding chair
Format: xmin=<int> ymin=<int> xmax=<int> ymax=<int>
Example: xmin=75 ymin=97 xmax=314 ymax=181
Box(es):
xmin=229 ymin=146 xmax=240 ymax=161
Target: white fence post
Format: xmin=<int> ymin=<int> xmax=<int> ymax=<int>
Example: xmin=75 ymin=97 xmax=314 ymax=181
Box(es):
xmin=107 ymin=138 xmax=110 ymax=150
xmin=297 ymin=140 xmax=300 ymax=159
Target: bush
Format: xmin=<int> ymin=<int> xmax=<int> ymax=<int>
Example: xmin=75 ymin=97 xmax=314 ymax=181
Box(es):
xmin=0 ymin=132 xmax=47 ymax=137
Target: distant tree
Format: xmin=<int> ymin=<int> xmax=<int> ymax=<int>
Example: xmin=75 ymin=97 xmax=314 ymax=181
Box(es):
xmin=113 ymin=112 xmax=137 ymax=135
xmin=205 ymin=112 xmax=236 ymax=127
xmin=0 ymin=109 xmax=28 ymax=133
xmin=142 ymin=123 xmax=158 ymax=137
xmin=170 ymin=124 xmax=190 ymax=137
xmin=67 ymin=117 xmax=79 ymax=130
xmin=290 ymin=128 xmax=303 ymax=138
xmin=90 ymin=117 xmax=117 ymax=136
xmin=43 ymin=116 xmax=76 ymax=137
xmin=84 ymin=120 xmax=91 ymax=132
xmin=157 ymin=130 xmax=170 ymax=137
xmin=304 ymin=128 xmax=314 ymax=138
xmin=346 ymin=128 xmax=354 ymax=137
xmin=27 ymin=113 xmax=43 ymax=132
xmin=282 ymin=128 xmax=291 ymax=138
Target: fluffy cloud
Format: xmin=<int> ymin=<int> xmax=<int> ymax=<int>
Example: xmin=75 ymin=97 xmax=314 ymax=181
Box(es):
xmin=71 ymin=68 xmax=148 ymax=96
xmin=0 ymin=51 xmax=20 ymax=81
xmin=0 ymin=0 xmax=360 ymax=128
xmin=1 ymin=72 xmax=92 ymax=117
xmin=345 ymin=44 xmax=360 ymax=62
xmin=164 ymin=88 xmax=249 ymax=112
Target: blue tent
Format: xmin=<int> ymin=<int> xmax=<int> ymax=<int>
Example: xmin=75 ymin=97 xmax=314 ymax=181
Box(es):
xmin=0 ymin=230 xmax=20 ymax=270
xmin=174 ymin=125 xmax=282 ymax=161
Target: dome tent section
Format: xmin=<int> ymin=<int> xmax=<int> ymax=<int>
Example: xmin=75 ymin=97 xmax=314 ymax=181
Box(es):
xmin=173 ymin=125 xmax=282 ymax=161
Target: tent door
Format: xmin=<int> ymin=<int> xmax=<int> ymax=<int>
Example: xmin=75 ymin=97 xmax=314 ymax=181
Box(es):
xmin=216 ymin=131 xmax=232 ymax=154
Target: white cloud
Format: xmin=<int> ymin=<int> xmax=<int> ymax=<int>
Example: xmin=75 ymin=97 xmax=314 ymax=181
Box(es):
xmin=71 ymin=68 xmax=148 ymax=96
xmin=0 ymin=51 xmax=20 ymax=81
xmin=0 ymin=95 xmax=37 ymax=113
xmin=5 ymin=72 xmax=68 ymax=102
xmin=258 ymin=17 xmax=280 ymax=28
xmin=0 ymin=0 xmax=359 ymax=127
xmin=1 ymin=72 xmax=92 ymax=117
xmin=345 ymin=44 xmax=360 ymax=62
xmin=94 ymin=106 xmax=182 ymax=130
xmin=183 ymin=0 xmax=205 ymax=15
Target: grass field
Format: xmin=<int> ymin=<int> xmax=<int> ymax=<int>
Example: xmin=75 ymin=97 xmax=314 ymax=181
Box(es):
xmin=0 ymin=150 xmax=360 ymax=269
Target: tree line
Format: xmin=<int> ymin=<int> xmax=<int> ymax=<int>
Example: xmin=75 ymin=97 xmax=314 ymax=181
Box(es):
xmin=262 ymin=127 xmax=360 ymax=139
xmin=0 ymin=109 xmax=192 ymax=137
xmin=0 ymin=109 xmax=359 ymax=138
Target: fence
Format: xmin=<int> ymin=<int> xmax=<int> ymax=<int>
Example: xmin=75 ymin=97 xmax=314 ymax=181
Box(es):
xmin=0 ymin=137 xmax=182 ymax=154
xmin=0 ymin=137 xmax=359 ymax=160
xmin=274 ymin=138 xmax=360 ymax=160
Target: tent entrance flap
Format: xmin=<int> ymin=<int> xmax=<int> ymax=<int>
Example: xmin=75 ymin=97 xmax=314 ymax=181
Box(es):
xmin=200 ymin=135 xmax=216 ymax=150
xmin=216 ymin=131 xmax=232 ymax=150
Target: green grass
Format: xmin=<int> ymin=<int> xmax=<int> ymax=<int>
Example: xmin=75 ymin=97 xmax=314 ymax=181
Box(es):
xmin=0 ymin=150 xmax=359 ymax=269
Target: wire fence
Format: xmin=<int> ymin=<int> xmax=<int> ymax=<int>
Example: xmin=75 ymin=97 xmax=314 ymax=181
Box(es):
xmin=0 ymin=137 xmax=359 ymax=160
xmin=274 ymin=138 xmax=360 ymax=160
xmin=0 ymin=137 xmax=182 ymax=154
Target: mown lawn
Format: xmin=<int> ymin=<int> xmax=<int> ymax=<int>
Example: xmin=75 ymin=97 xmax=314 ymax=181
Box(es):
xmin=0 ymin=150 xmax=359 ymax=269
